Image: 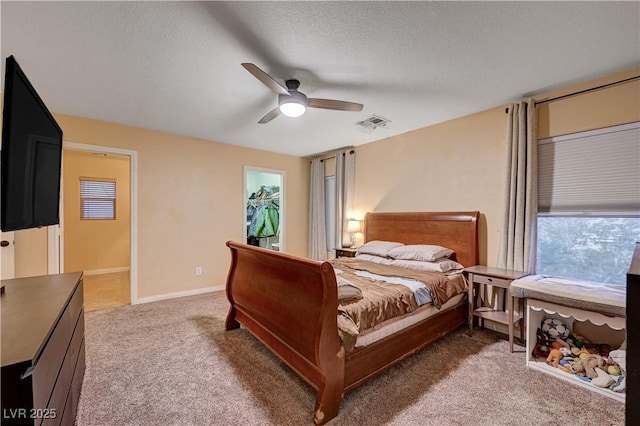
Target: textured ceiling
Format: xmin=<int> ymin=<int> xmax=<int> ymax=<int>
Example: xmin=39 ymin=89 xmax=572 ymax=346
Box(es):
xmin=1 ymin=1 xmax=639 ymax=157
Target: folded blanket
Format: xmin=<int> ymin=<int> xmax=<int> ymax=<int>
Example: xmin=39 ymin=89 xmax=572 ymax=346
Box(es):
xmin=337 ymin=276 xmax=363 ymax=303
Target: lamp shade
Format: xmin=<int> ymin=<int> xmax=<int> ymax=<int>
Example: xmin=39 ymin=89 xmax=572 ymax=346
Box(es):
xmin=346 ymin=220 xmax=361 ymax=233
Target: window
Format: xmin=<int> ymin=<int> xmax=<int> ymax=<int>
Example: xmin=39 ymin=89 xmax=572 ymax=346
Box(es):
xmin=537 ymin=216 xmax=639 ymax=285
xmin=80 ymin=179 xmax=116 ymax=220
xmin=536 ymin=123 xmax=640 ymax=285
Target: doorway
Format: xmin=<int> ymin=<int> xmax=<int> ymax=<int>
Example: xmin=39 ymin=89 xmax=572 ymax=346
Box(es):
xmin=62 ymin=142 xmax=138 ymax=309
xmin=244 ymin=166 xmax=285 ymax=252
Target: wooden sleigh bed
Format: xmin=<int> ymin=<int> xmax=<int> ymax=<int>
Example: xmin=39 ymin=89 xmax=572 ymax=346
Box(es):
xmin=225 ymin=211 xmax=479 ymax=424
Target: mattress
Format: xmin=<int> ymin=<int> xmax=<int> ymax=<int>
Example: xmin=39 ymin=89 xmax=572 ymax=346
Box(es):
xmin=354 ymin=291 xmax=465 ymax=347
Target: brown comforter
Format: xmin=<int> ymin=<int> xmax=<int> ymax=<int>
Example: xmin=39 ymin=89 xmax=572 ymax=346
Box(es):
xmin=331 ymin=258 xmax=467 ymax=351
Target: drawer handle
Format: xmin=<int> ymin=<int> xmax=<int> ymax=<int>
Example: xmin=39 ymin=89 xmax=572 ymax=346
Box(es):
xmin=487 ymin=278 xmax=493 ymax=282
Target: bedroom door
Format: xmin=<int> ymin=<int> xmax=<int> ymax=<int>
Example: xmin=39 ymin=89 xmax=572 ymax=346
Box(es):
xmin=244 ymin=166 xmax=285 ymax=252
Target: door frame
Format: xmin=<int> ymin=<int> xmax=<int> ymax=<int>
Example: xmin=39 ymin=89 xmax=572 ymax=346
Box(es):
xmin=243 ymin=165 xmax=285 ymax=252
xmin=61 ymin=141 xmax=139 ymax=303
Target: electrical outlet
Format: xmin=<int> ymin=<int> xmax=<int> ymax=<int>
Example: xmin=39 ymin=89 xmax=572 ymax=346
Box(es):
xmin=195 ymin=266 xmax=202 ymax=276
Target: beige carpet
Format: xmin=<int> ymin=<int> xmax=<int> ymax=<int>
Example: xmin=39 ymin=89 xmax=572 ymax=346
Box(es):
xmin=76 ymin=291 xmax=625 ymax=426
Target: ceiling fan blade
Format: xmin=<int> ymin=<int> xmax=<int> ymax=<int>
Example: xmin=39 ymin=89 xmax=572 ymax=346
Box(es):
xmin=308 ymin=98 xmax=363 ymax=112
xmin=258 ymin=106 xmax=281 ymax=124
xmin=242 ymin=63 xmax=290 ymax=96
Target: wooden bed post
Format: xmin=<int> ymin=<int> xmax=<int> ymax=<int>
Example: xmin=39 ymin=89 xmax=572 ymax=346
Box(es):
xmin=313 ymin=347 xmax=345 ymax=425
xmin=224 ymin=247 xmax=241 ymax=330
xmin=313 ymin=262 xmax=346 ymax=425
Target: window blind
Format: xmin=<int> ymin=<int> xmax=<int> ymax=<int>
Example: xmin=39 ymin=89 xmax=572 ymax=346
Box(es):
xmin=538 ymin=122 xmax=640 ymax=213
xmin=80 ymin=179 xmax=116 ymax=219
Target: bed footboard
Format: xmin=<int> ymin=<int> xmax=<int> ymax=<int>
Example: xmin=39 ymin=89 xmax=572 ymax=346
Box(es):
xmin=225 ymin=241 xmax=345 ymax=425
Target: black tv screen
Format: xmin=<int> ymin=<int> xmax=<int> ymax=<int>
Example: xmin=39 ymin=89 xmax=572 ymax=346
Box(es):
xmin=1 ymin=55 xmax=63 ymax=232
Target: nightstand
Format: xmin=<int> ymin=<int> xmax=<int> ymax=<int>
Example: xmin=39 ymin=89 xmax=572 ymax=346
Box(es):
xmin=465 ymin=265 xmax=528 ymax=352
xmin=335 ymin=248 xmax=357 ymax=258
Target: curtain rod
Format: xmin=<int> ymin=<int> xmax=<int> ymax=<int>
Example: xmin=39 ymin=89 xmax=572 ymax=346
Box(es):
xmin=310 ymin=149 xmax=355 ymax=163
xmin=534 ymin=75 xmax=640 ymax=107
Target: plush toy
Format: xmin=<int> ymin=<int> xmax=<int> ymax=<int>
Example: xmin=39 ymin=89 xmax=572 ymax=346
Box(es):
xmin=567 ymin=358 xmax=586 ymax=376
xmin=542 ymin=318 xmax=570 ymax=340
xmin=546 ymin=349 xmax=564 ymax=367
xmin=532 ymin=328 xmax=553 ymax=359
xmin=577 ymin=354 xmax=607 ymax=379
xmin=559 ymin=347 xmax=572 ymax=357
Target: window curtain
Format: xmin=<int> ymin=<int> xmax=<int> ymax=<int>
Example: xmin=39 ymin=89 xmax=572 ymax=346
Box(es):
xmin=335 ymin=150 xmax=356 ymax=248
xmin=308 ymin=157 xmax=327 ymax=260
xmin=497 ymin=99 xmax=538 ymax=274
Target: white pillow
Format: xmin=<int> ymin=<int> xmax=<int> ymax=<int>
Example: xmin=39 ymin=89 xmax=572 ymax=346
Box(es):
xmin=388 ymin=258 xmax=464 ymax=273
xmin=356 ymin=240 xmax=404 ymax=257
xmin=357 ymin=253 xmax=462 ymax=273
xmin=387 ymin=244 xmax=454 ymax=262
xmin=355 ymin=253 xmax=394 ymax=265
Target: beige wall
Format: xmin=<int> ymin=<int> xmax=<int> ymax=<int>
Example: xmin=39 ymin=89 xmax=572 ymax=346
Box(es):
xmin=354 ymin=67 xmax=640 ymax=267
xmin=354 ymin=107 xmax=506 ymax=266
xmin=14 ymin=227 xmax=48 ymax=278
xmin=63 ymin=150 xmax=131 ymax=272
xmin=538 ymin=67 xmax=640 ymax=139
xmin=31 ymin=115 xmax=310 ymax=299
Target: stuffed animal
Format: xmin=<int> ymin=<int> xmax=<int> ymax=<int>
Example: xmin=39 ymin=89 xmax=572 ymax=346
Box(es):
xmin=576 ymin=354 xmax=607 ymax=379
xmin=567 ymin=358 xmax=586 ymax=376
xmin=546 ymin=349 xmax=564 ymax=368
xmin=532 ymin=328 xmax=553 ymax=359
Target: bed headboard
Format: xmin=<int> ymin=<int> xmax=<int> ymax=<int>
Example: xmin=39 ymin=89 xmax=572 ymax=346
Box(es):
xmin=363 ymin=211 xmax=480 ymax=268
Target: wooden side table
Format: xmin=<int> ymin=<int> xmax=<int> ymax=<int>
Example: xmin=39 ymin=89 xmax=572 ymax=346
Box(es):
xmin=464 ymin=265 xmax=528 ymax=352
xmin=335 ymin=248 xmax=357 ymax=258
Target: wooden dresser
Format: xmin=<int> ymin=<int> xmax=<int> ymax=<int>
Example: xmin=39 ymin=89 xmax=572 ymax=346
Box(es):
xmin=1 ymin=272 xmax=85 ymax=425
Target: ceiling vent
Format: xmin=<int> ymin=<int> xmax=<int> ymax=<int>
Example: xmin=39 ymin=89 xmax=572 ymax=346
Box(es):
xmin=356 ymin=115 xmax=391 ymax=132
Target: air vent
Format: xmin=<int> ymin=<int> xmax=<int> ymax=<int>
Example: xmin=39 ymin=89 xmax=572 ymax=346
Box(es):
xmin=356 ymin=115 xmax=391 ymax=131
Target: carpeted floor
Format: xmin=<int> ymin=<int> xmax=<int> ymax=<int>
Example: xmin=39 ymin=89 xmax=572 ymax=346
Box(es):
xmin=76 ymin=291 xmax=625 ymax=426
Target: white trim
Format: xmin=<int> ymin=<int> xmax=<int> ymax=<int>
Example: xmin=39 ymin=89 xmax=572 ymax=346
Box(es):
xmin=83 ymin=266 xmax=130 ymax=276
xmin=63 ymin=141 xmax=139 ymax=304
xmin=538 ymin=121 xmax=639 ymax=145
xmin=47 ymin=225 xmax=61 ymax=274
xmin=134 ymin=286 xmax=224 ymax=305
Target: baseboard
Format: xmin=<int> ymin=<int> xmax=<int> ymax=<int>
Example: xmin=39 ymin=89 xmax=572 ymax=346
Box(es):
xmin=83 ymin=267 xmax=130 ymax=276
xmin=133 ymin=285 xmax=224 ymax=305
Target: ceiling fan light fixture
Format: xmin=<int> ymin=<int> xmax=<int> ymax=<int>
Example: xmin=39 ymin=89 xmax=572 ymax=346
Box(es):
xmin=279 ymin=100 xmax=306 ymax=118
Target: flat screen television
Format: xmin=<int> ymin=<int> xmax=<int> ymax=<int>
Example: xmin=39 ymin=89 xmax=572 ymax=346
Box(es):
xmin=1 ymin=55 xmax=63 ymax=232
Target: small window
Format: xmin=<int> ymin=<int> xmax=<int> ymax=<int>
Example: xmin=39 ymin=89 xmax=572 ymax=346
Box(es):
xmin=80 ymin=179 xmax=116 ymax=220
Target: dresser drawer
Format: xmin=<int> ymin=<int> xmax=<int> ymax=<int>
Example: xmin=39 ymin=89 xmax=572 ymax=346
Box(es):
xmin=472 ymin=274 xmax=512 ymax=288
xmin=32 ymin=283 xmax=82 ymax=413
xmin=32 ymin=316 xmax=71 ymax=412
xmin=41 ymin=311 xmax=85 ymax=426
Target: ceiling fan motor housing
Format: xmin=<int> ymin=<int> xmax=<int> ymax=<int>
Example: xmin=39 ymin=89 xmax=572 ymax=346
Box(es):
xmin=279 ymin=89 xmax=308 ymax=107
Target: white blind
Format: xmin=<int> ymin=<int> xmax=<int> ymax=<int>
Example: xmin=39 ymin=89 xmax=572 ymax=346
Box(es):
xmin=538 ymin=122 xmax=640 ymax=213
xmin=80 ymin=179 xmax=116 ymax=219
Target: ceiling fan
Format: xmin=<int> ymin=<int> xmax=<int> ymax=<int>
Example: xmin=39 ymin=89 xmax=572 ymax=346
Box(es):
xmin=242 ymin=63 xmax=364 ymax=124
